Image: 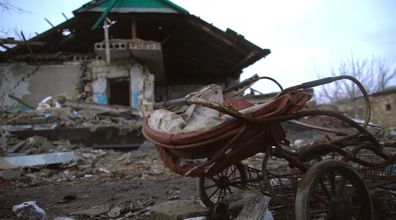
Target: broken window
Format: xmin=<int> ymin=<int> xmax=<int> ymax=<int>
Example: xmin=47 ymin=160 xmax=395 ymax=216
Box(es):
xmin=385 ymin=103 xmax=392 ymax=111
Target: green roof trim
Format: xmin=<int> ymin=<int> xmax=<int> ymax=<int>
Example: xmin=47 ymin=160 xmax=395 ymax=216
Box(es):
xmin=92 ymin=0 xmax=119 ymax=30
xmin=75 ymin=0 xmax=189 ymax=15
xmin=159 ymin=0 xmax=189 ymax=14
xmin=95 ymin=0 xmax=188 ymax=12
xmin=77 ymin=0 xmax=189 ymax=29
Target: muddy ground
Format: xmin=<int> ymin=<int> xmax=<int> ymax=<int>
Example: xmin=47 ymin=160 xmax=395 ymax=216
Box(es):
xmin=0 ymin=146 xmax=198 ymax=219
xmin=0 ymin=175 xmax=196 ymax=219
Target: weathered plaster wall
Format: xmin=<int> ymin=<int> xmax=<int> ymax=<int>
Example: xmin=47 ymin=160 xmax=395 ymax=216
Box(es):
xmin=337 ymin=93 xmax=396 ymax=131
xmin=91 ymin=60 xmax=132 ymax=105
xmin=370 ymin=94 xmax=396 ymax=131
xmin=90 ymin=60 xmax=155 ymax=114
xmin=0 ymin=62 xmax=83 ymax=107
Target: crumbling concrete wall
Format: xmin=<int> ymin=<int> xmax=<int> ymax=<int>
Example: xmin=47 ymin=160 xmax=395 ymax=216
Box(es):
xmin=0 ymin=62 xmax=83 ymax=107
xmin=337 ymin=92 xmax=396 ymax=132
xmin=369 ymin=94 xmax=396 ymax=131
xmin=130 ymin=65 xmax=155 ymax=114
xmin=90 ymin=60 xmax=131 ymax=105
xmin=90 ymin=60 xmax=155 ymax=114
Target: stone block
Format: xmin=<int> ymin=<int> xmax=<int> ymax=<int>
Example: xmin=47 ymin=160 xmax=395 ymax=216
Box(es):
xmin=150 ymin=200 xmax=210 ymax=220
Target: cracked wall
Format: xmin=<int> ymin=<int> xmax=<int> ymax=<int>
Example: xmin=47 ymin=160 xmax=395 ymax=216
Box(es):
xmin=0 ymin=62 xmax=83 ymax=108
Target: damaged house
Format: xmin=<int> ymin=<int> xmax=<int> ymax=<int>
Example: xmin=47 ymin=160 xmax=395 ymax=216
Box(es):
xmin=0 ymin=0 xmax=269 ymax=146
xmin=0 ymin=0 xmax=269 ymax=113
xmin=337 ymin=86 xmax=396 ymax=134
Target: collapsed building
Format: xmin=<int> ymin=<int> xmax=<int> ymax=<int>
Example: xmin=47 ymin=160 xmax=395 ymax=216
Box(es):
xmin=0 ymin=0 xmax=270 ymax=146
xmin=0 ymin=0 xmax=269 ymax=114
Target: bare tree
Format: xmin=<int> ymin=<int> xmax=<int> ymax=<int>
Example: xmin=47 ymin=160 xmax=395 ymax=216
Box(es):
xmin=317 ymin=55 xmax=396 ymax=103
xmin=0 ymin=1 xmax=28 ymax=51
xmin=0 ymin=0 xmax=25 ymax=13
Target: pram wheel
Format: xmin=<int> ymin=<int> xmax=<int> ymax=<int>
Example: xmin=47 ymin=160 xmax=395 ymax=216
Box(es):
xmin=197 ymin=162 xmax=247 ymax=208
xmin=295 ymin=160 xmax=373 ymax=220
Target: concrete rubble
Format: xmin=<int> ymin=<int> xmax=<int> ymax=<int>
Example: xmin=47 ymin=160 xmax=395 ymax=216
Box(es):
xmin=12 ymin=201 xmax=47 ymax=220
xmin=235 ymin=193 xmax=272 ymax=220
xmin=0 ymin=96 xmax=177 ymax=219
xmin=0 ymin=134 xmax=168 ymax=185
xmin=0 ymin=93 xmax=276 ymax=219
xmin=150 ymin=191 xmax=273 ymax=220
xmin=1 ymin=96 xmax=142 ymax=146
xmin=0 ymin=127 xmax=183 ymax=219
xmin=3 ymin=152 xmax=75 ymax=168
xmin=3 ymin=79 xmax=394 ymax=219
xmin=0 ymin=129 xmax=277 ymax=220
xmin=150 ymin=199 xmax=210 ymax=220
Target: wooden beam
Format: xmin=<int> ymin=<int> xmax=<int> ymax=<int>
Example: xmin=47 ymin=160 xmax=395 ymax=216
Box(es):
xmin=44 ymin=18 xmax=55 ymax=27
xmin=131 ymin=21 xmax=137 ymax=39
xmin=62 ymin=12 xmax=68 ymax=20
xmin=20 ymin=31 xmax=38 ymax=64
xmin=185 ymin=16 xmax=234 ymax=47
xmin=0 ymin=44 xmax=10 ymax=50
xmin=0 ymin=38 xmax=46 ymax=46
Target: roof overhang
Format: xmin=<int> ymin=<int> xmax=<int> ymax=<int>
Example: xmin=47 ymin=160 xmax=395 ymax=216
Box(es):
xmin=1 ymin=10 xmax=269 ymax=85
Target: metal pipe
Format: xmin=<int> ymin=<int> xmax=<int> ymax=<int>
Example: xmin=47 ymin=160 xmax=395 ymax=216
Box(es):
xmin=104 ymin=20 xmax=111 ymax=64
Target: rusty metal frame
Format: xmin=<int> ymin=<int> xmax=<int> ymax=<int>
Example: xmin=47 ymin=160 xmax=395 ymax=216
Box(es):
xmin=153 ymin=74 xmax=396 ymax=177
xmin=147 ymin=74 xmax=396 ymax=217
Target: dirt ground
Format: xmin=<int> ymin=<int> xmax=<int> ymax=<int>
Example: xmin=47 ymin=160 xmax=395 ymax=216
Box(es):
xmin=0 ymin=147 xmax=198 ymax=219
xmin=0 ymin=176 xmax=196 ymax=219
xmin=3 ymin=137 xmax=396 ymax=220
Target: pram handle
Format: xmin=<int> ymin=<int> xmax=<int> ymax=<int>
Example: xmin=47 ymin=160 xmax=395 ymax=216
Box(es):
xmin=276 ymin=75 xmax=371 ymax=128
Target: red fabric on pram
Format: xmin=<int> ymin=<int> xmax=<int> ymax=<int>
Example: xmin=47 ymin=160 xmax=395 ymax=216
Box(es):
xmin=142 ymin=91 xmax=311 ymax=177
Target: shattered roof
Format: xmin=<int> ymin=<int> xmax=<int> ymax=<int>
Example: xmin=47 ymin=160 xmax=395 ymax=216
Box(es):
xmin=0 ymin=0 xmax=270 ymax=85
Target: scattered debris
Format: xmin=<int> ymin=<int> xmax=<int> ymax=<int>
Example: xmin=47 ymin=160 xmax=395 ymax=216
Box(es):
xmin=53 ymin=217 xmax=75 ymax=220
xmin=107 ymin=206 xmax=123 ymax=218
xmin=184 ymin=217 xmax=207 ymax=220
xmin=0 ymin=157 xmax=16 ymax=169
xmin=12 ymin=201 xmax=47 ymax=220
xmin=150 ymin=199 xmax=210 ymax=220
xmin=1 ymin=97 xmax=142 ymax=147
xmin=236 ymin=192 xmax=272 ymax=220
xmin=1 ymin=73 xmax=395 ymax=220
xmin=0 ymin=169 xmax=22 ymax=180
xmin=70 ymin=204 xmax=110 ymax=217
xmin=2 ymin=152 xmax=75 ymax=168
xmin=92 ymin=143 xmax=140 ymax=151
xmin=58 ymin=194 xmax=77 ymax=204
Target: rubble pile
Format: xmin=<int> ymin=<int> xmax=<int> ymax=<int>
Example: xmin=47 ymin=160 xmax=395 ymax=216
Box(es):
xmin=0 ymin=134 xmax=185 ymax=219
xmin=1 ymin=99 xmax=142 ymax=134
xmin=0 ymin=95 xmax=193 ymax=219
xmin=0 ymin=136 xmax=173 ymax=187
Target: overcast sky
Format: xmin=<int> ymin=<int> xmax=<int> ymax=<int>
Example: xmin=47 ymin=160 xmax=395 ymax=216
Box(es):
xmin=1 ymin=0 xmax=396 ymax=92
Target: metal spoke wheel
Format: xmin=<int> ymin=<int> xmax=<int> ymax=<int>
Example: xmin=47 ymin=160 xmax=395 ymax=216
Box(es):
xmin=197 ymin=162 xmax=247 ymax=208
xmin=296 ymin=160 xmax=373 ymax=220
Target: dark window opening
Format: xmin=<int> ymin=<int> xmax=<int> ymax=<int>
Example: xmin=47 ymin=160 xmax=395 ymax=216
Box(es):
xmin=385 ymin=103 xmax=392 ymax=111
xmin=109 ymin=78 xmax=130 ymax=106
